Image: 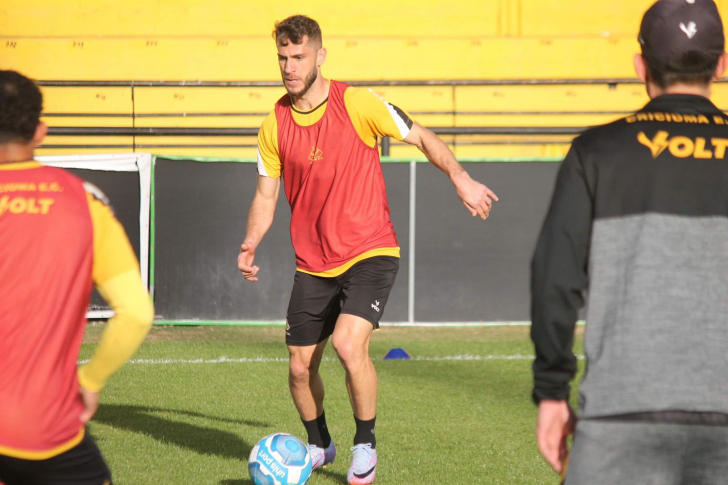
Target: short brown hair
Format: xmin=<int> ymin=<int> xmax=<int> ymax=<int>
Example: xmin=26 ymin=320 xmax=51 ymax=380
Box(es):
xmin=273 ymin=15 xmax=322 ymax=48
xmin=647 ymin=51 xmax=721 ymax=89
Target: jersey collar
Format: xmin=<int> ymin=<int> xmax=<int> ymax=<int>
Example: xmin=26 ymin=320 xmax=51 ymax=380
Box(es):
xmin=0 ymin=160 xmax=43 ymax=171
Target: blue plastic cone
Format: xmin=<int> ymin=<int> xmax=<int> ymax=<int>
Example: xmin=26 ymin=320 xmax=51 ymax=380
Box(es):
xmin=383 ymin=348 xmax=412 ymax=360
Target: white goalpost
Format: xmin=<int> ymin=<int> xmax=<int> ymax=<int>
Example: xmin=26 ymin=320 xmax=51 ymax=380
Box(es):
xmin=36 ymin=153 xmax=152 ymax=318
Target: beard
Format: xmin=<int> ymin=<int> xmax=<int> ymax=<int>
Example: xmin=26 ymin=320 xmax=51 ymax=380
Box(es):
xmin=284 ymin=68 xmax=318 ymax=98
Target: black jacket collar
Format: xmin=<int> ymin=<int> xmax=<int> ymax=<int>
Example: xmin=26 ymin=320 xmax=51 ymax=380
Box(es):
xmin=641 ymin=94 xmax=723 ymax=115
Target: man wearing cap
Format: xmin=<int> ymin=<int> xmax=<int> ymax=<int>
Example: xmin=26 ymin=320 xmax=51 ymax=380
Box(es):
xmin=530 ymin=0 xmax=728 ymax=483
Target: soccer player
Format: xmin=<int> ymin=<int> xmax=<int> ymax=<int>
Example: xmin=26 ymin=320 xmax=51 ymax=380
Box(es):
xmin=0 ymin=70 xmax=154 ymax=485
xmin=238 ymin=15 xmax=498 ymax=484
xmin=531 ymin=1 xmax=728 ymax=483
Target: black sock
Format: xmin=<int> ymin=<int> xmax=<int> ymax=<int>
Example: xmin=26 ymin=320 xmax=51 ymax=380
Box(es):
xmin=317 ymin=410 xmax=332 ymax=448
xmin=302 ymin=411 xmax=332 ymax=448
xmin=353 ymin=415 xmax=376 ymax=449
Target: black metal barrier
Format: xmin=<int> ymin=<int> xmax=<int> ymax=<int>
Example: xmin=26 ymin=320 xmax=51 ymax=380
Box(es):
xmin=67 ymin=169 xmax=142 ymax=312
xmin=150 ymin=156 xmax=562 ymax=324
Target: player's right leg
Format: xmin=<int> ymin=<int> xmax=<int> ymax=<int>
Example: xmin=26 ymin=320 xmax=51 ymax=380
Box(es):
xmin=286 ymin=271 xmax=341 ymax=470
xmin=288 ymin=340 xmax=328 ymax=422
xmin=288 ymin=341 xmax=336 ymax=468
xmin=0 ymin=431 xmax=112 ymax=485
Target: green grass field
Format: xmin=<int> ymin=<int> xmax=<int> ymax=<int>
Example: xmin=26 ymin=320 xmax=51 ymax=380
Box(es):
xmin=80 ymin=325 xmax=584 ymax=485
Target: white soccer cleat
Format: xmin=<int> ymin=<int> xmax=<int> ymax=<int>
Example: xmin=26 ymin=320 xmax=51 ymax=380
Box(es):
xmin=347 ymin=443 xmax=377 ymax=484
xmin=308 ymin=440 xmax=336 ymax=470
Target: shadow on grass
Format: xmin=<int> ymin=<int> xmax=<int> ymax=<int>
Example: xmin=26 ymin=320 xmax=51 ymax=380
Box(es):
xmin=218 ymin=467 xmax=348 ymax=485
xmin=318 ymin=467 xmax=348 ymax=484
xmin=94 ymin=404 xmax=269 ymax=460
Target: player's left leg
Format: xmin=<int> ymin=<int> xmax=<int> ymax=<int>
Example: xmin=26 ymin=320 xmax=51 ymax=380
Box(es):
xmin=331 ymin=315 xmax=379 ymax=485
xmin=331 ymin=256 xmax=399 ymax=484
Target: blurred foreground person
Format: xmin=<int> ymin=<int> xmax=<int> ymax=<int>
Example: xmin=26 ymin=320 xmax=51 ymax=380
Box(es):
xmin=531 ymin=1 xmax=728 ymax=483
xmin=0 ymin=70 xmax=153 ymax=485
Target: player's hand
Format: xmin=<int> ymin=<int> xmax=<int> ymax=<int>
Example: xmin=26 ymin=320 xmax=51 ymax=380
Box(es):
xmin=238 ymin=241 xmax=260 ymax=282
xmin=536 ymin=400 xmax=575 ymax=475
xmin=78 ymin=386 xmax=99 ymax=423
xmin=451 ymin=171 xmax=498 ymax=220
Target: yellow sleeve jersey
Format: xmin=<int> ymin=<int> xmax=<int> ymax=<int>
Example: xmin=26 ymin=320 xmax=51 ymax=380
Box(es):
xmin=256 ymin=83 xmax=414 ymax=276
xmin=257 ymin=85 xmax=414 ymax=179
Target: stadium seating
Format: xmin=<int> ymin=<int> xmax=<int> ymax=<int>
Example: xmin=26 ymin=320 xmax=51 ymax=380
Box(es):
xmin=3 ymin=0 xmax=727 ymax=157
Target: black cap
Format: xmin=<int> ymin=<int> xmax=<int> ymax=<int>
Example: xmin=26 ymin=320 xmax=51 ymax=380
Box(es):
xmin=639 ymin=0 xmax=725 ymax=73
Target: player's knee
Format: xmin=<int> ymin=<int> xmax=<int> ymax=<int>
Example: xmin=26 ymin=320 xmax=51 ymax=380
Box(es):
xmin=331 ymin=338 xmax=365 ymax=365
xmin=288 ymin=366 xmax=310 ymax=385
xmin=288 ymin=356 xmax=316 ymax=382
xmin=330 ymin=335 xmax=350 ymax=360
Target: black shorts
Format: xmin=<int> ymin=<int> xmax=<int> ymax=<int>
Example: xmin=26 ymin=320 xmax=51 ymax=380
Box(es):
xmin=0 ymin=430 xmax=112 ymax=485
xmin=286 ymin=256 xmax=399 ymax=346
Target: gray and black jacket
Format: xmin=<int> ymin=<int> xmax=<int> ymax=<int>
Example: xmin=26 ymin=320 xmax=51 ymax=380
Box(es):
xmin=531 ymin=94 xmax=728 ymax=419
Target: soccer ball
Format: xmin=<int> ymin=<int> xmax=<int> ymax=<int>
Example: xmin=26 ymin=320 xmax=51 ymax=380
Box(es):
xmin=248 ymin=433 xmax=312 ymax=485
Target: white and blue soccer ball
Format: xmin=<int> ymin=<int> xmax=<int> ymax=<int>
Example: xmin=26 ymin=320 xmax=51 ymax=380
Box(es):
xmin=248 ymin=433 xmax=312 ymax=485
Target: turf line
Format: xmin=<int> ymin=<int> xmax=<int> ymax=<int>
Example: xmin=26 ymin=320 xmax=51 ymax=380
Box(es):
xmin=78 ymin=354 xmax=585 ymax=365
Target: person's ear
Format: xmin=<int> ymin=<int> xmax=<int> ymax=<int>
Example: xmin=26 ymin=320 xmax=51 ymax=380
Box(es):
xmin=33 ymin=121 xmax=48 ymax=147
xmin=713 ymin=52 xmax=728 ymax=81
xmin=634 ymin=54 xmax=648 ymax=83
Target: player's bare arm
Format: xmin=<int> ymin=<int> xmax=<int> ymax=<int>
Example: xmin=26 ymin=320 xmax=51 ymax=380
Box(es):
xmin=239 ymin=174 xmax=280 ymax=282
xmin=403 ymin=122 xmax=498 ymax=220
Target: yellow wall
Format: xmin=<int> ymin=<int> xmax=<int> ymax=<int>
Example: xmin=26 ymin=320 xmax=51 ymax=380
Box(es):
xmin=4 ymin=0 xmax=728 ymax=81
xmin=3 ymin=0 xmax=728 ymax=157
xmin=32 ymin=82 xmax=728 ymax=158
